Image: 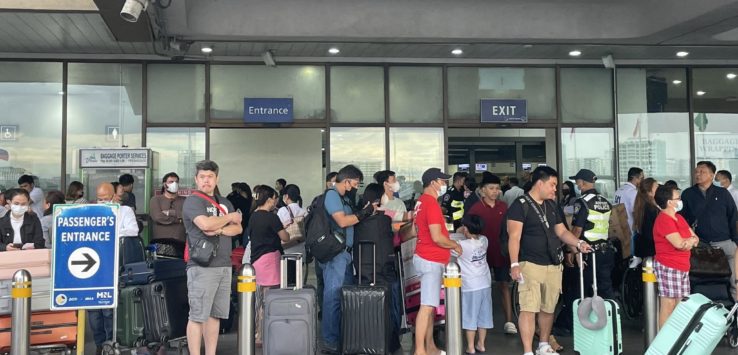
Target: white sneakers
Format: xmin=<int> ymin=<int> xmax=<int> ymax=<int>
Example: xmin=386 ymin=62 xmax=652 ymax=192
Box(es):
xmin=504 ymin=321 xmax=518 ymax=334
xmin=535 ymin=344 xmax=560 ymax=355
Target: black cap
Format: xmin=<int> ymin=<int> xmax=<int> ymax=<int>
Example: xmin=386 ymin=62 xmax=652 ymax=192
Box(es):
xmin=569 ymin=169 xmax=597 ymax=183
xmin=422 ymin=168 xmax=452 ymax=186
xmin=480 ymin=173 xmax=501 ymax=186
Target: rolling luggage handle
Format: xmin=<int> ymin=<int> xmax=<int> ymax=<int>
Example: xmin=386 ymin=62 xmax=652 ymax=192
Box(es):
xmin=577 ymin=251 xmax=608 ymax=330
xmin=357 ymin=241 xmax=378 ymax=286
xmin=280 ymin=253 xmax=303 ymax=289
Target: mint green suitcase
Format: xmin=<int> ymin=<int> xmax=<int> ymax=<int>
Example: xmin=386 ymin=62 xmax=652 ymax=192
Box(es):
xmin=573 ymin=252 xmax=623 ymax=355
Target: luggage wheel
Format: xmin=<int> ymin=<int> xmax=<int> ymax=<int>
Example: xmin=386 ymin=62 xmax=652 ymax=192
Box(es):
xmin=101 ymin=343 xmax=120 ymax=355
xmin=729 ymin=331 xmax=738 ymax=348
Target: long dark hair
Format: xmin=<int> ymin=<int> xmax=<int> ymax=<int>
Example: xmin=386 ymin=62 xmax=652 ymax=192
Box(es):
xmin=254 ymin=185 xmax=277 ymax=208
xmin=65 ymin=181 xmax=84 ymax=201
xmin=44 ymin=190 xmax=66 ymax=216
xmin=632 ymin=178 xmax=658 ymax=233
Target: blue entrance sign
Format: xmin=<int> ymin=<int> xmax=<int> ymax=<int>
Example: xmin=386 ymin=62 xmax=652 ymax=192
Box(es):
xmin=480 ymin=99 xmax=528 ymax=123
xmin=244 ymin=98 xmax=294 ymax=123
xmin=51 ymin=204 xmax=119 ymax=310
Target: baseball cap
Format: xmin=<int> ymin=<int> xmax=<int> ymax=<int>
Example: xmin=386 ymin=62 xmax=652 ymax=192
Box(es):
xmin=422 ymin=168 xmax=452 ymax=186
xmin=569 ymin=169 xmax=597 ymax=183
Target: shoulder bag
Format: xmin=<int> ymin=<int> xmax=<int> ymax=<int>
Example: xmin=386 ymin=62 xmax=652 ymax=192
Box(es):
xmin=186 ymin=192 xmax=228 ymax=266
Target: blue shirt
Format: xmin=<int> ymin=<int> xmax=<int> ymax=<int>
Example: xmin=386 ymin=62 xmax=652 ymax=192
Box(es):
xmin=324 ymin=188 xmax=355 ymax=247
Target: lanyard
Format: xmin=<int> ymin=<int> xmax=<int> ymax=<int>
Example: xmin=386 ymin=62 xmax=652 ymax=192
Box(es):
xmin=523 ymin=194 xmax=550 ymax=229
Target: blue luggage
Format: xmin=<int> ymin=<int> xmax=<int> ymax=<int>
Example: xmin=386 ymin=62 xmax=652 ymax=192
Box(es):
xmin=119 ymin=258 xmax=186 ymax=287
xmin=646 ymin=293 xmax=738 ymax=355
xmin=573 ymin=252 xmax=623 ymax=355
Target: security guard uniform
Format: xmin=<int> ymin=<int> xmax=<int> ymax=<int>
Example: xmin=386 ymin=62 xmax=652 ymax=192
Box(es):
xmin=441 ymin=186 xmax=465 ymax=231
xmin=573 ymin=189 xmax=615 ymax=299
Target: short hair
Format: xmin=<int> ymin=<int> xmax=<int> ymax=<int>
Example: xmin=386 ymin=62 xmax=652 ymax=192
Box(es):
xmin=664 ymin=180 xmax=678 ymax=189
xmin=326 ymin=172 xmax=338 ymax=183
xmin=65 ymin=181 xmax=84 ymax=200
xmin=111 ymin=181 xmax=121 ymax=191
xmin=361 ymin=183 xmax=384 ymax=205
xmin=119 ymin=173 xmax=134 ymax=186
xmin=373 ymin=170 xmax=396 ymax=185
xmin=655 ymin=184 xmax=679 ymax=210
xmin=17 ymin=175 xmax=34 ymax=186
xmin=283 ymin=184 xmax=301 ymax=203
xmin=531 ymin=166 xmax=558 ymax=185
xmin=254 ymin=185 xmax=278 ymax=207
xmin=44 ymin=190 xmax=66 ymax=216
xmin=195 ymin=160 xmax=219 ymax=176
xmin=5 ymin=188 xmax=30 ymax=203
xmin=462 ymin=214 xmax=485 ymax=235
xmin=452 ymin=172 xmax=468 ymax=182
xmin=717 ymin=170 xmax=733 ymax=183
xmin=239 ymin=183 xmax=252 ymax=198
xmin=162 ymin=172 xmax=179 ymax=183
xmin=697 ymin=161 xmax=717 ymax=174
xmin=464 ymin=177 xmax=478 ymax=191
xmin=509 ymin=177 xmax=519 ymax=186
xmin=276 ymin=178 xmax=287 ymax=187
xmin=336 ymin=164 xmax=364 ymax=183
xmin=627 ymin=167 xmax=644 ymax=181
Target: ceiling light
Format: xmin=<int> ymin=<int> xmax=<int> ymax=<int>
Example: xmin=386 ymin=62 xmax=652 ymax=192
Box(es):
xmin=523 ymin=44 xmax=533 ymax=49
xmin=676 ymin=51 xmax=689 ymax=57
xmin=727 ymin=73 xmax=737 ymax=80
xmin=451 ymin=48 xmax=463 ymax=56
xmin=696 ymin=90 xmax=706 ymax=96
xmin=328 ymin=47 xmax=340 ymax=55
xmin=568 ymin=50 xmax=582 ymax=57
xmin=672 ymin=80 xmax=682 ymax=85
xmin=201 ymin=45 xmax=213 ymax=54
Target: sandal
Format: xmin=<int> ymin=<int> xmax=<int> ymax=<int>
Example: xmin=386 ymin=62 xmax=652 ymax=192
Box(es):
xmin=548 ymin=335 xmax=564 ymax=352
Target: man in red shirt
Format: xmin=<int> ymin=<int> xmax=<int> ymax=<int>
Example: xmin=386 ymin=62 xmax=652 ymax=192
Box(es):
xmin=466 ymin=173 xmax=517 ymax=335
xmin=413 ymin=168 xmax=463 ymax=355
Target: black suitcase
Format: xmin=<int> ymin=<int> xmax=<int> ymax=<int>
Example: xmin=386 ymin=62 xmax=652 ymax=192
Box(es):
xmin=341 ymin=241 xmax=392 ymax=354
xmin=119 ymin=259 xmax=187 ymax=287
xmin=119 ymin=236 xmax=146 ymax=269
xmin=140 ymin=277 xmax=189 ymax=343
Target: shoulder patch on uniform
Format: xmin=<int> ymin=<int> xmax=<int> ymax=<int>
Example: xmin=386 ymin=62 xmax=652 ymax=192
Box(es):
xmin=574 ymin=203 xmax=581 ymax=214
xmin=443 ymin=194 xmax=451 ymax=202
xmin=518 ymin=197 xmax=526 ymax=204
xmin=582 ymin=194 xmax=595 ymax=202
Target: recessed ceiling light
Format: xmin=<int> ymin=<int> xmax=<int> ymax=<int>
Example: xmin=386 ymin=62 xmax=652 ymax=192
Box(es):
xmin=672 ymin=80 xmax=682 ymax=85
xmin=328 ymin=47 xmax=340 ymax=55
xmin=523 ymin=44 xmax=534 ymax=48
xmin=696 ymin=90 xmax=706 ymax=96
xmin=201 ymin=45 xmax=213 ymax=54
xmin=568 ymin=50 xmax=582 ymax=57
xmin=676 ymin=51 xmax=689 ymax=57
xmin=727 ymin=73 xmax=737 ymax=80
xmin=451 ymin=48 xmax=463 ymax=56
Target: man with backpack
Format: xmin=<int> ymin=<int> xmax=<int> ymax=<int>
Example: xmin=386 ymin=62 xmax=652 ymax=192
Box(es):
xmin=305 ymin=164 xmax=375 ymax=354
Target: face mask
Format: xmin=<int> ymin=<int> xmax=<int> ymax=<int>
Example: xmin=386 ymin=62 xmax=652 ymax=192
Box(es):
xmin=562 ymin=189 xmax=570 ymax=196
xmin=574 ymin=184 xmax=581 ymax=196
xmin=714 ymin=180 xmax=722 ymax=188
xmin=390 ymin=181 xmax=401 ymax=193
xmin=674 ymin=200 xmax=684 ymax=212
xmin=438 ymin=183 xmax=448 ymax=196
xmin=331 ymin=182 xmax=336 ymax=188
xmin=166 ymin=181 xmax=179 ymax=194
xmin=10 ymin=205 xmax=27 ymax=217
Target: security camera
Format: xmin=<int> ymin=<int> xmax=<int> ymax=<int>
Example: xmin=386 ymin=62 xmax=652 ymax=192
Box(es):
xmin=602 ymin=54 xmax=615 ymax=69
xmin=120 ymin=0 xmax=149 ymax=23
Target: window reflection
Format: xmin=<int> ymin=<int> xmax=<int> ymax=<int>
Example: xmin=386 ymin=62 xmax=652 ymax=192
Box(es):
xmin=331 ymin=67 xmax=384 ymax=123
xmin=146 ymin=128 xmax=206 ymax=189
xmin=148 ymin=64 xmax=205 ymax=123
xmin=390 ymin=127 xmax=444 ymax=201
xmin=693 ymin=69 xmax=738 ymax=175
xmin=389 ymin=66 xmax=442 ymax=123
xmin=560 ymin=68 xmax=613 ymax=123
xmin=330 ymin=127 xmax=386 ymax=182
xmin=561 ymin=127 xmax=616 ymax=200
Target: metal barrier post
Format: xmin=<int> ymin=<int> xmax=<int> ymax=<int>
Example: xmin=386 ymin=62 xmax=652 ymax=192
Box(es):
xmin=237 ymin=264 xmax=257 ymax=355
xmin=11 ymin=270 xmax=31 ymax=355
xmin=444 ymin=260 xmax=462 ymax=355
xmin=643 ymin=257 xmax=658 ymax=347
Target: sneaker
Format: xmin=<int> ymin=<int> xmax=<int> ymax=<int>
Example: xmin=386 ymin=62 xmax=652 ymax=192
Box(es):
xmin=535 ymin=345 xmax=560 ymax=355
xmin=504 ymin=321 xmax=518 ymax=334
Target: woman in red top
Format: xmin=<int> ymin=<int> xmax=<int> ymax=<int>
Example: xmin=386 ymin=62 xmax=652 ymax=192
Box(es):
xmin=652 ymin=184 xmax=699 ymax=328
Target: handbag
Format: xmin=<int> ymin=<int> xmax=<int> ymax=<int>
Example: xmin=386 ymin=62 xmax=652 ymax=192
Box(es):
xmin=690 ymin=243 xmax=731 ymax=278
xmin=185 ymin=192 xmax=227 ymax=266
xmin=284 ymin=206 xmax=305 ymax=241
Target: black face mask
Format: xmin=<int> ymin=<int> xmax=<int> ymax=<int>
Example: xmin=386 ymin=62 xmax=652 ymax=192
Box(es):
xmin=345 ymin=188 xmax=358 ymax=207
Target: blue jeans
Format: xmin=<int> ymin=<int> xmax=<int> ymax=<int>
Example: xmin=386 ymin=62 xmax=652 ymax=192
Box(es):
xmin=318 ymin=250 xmax=354 ymax=347
xmin=88 ymin=309 xmax=113 ymax=345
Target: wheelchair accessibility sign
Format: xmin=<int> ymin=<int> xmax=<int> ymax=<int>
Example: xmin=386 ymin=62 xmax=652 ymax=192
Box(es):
xmin=51 ymin=204 xmax=119 ymax=310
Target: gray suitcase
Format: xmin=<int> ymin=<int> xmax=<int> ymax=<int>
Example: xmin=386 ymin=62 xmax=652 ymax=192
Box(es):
xmin=263 ymin=253 xmax=317 ymax=355
xmin=0 ymin=277 xmax=50 ymax=315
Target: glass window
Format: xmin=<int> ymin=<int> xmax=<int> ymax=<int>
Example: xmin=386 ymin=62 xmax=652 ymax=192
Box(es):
xmin=147 ymin=64 xmax=205 ymax=123
xmin=330 ymin=128 xmax=386 ymax=186
xmin=330 ymin=67 xmax=384 ymax=123
xmin=561 ymin=127 xmax=616 ymax=200
xmin=0 ymin=62 xmax=63 ymax=190
xmin=390 ymin=66 xmax=442 ymax=123
xmin=390 ymin=127 xmax=445 ymax=201
xmin=693 ymin=68 xmax=738 ymax=175
xmin=67 ymin=63 xmax=143 ymax=181
xmin=209 ymin=128 xmax=324 ymax=202
xmin=560 ymin=68 xmax=613 ymax=123
xmin=448 ymin=67 xmax=556 ymax=120
xmin=146 ymin=128 xmax=206 ymax=189
xmin=211 ymin=65 xmax=325 ymax=119
xmin=617 ymin=68 xmax=690 ymax=186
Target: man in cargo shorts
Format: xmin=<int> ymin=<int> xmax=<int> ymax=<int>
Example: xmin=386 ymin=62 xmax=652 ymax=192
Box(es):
xmin=183 ymin=160 xmax=242 ymax=355
xmin=507 ymin=166 xmax=591 ymax=355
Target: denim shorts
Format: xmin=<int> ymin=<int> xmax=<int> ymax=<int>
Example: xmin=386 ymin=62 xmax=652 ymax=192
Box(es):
xmin=462 ymin=288 xmax=493 ymax=330
xmin=187 ymin=266 xmax=232 ymax=322
xmin=413 ymin=255 xmax=444 ymax=307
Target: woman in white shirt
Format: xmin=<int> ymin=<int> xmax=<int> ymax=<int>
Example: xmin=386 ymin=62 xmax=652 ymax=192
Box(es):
xmin=276 ymin=184 xmax=307 ymax=254
xmin=0 ymin=188 xmax=44 ymax=251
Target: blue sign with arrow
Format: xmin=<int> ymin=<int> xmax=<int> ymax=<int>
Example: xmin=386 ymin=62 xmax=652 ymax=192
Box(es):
xmin=51 ymin=204 xmax=119 ymax=310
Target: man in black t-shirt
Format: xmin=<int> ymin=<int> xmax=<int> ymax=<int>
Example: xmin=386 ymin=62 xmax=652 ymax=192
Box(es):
xmin=507 ymin=166 xmax=592 ymax=355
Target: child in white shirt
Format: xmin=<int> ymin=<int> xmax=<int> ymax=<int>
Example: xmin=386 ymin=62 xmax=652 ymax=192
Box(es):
xmin=457 ymin=214 xmax=493 ymax=354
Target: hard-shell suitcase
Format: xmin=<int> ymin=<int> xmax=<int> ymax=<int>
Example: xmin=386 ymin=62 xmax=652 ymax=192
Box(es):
xmin=120 ymin=235 xmax=146 ymax=269
xmin=573 ymin=252 xmax=623 ymax=355
xmin=646 ymin=293 xmax=738 ymax=355
xmin=117 ymin=285 xmax=146 ymax=347
xmin=0 ymin=277 xmax=51 ymax=315
xmin=141 ymin=277 xmax=189 ymax=343
xmin=0 ymin=310 xmax=77 ymax=351
xmin=119 ymin=258 xmax=186 ymax=287
xmin=263 ymin=253 xmax=317 ymax=355
xmin=341 ymin=241 xmax=392 ymax=354
xmin=0 ymin=249 xmax=51 ymax=279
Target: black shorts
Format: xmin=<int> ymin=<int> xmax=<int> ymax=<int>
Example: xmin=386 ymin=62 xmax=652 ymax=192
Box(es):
xmin=492 ymin=265 xmax=512 ymax=282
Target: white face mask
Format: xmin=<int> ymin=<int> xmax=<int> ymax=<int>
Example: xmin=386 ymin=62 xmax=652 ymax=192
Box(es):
xmin=674 ymin=200 xmax=684 ymax=212
xmin=438 ymin=183 xmax=448 ymax=196
xmin=390 ymin=181 xmax=401 ymax=193
xmin=166 ymin=181 xmax=179 ymax=194
xmin=10 ymin=205 xmax=28 ymax=217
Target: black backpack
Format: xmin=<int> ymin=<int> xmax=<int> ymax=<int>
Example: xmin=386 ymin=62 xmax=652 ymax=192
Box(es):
xmin=304 ymin=190 xmax=347 ymax=263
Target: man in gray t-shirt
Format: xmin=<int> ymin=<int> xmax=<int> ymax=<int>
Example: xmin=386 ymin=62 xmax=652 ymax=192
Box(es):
xmin=183 ymin=160 xmax=242 ymax=355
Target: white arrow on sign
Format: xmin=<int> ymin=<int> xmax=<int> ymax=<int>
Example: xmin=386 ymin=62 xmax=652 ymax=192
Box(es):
xmin=67 ymin=247 xmax=100 ymax=279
